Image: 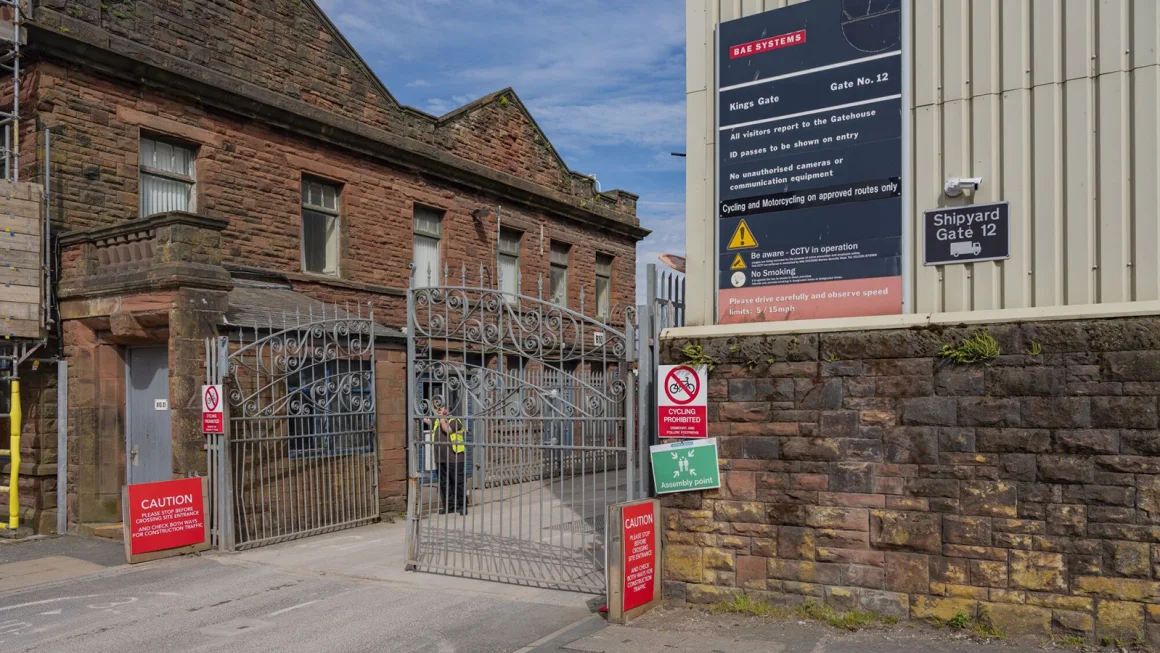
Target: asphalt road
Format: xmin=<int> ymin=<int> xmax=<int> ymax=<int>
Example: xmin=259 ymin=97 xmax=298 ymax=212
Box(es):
xmin=0 ymin=525 xmax=597 ymax=653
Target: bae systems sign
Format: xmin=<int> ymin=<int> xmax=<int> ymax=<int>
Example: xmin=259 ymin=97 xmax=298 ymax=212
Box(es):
xmin=716 ymin=0 xmax=904 ymax=324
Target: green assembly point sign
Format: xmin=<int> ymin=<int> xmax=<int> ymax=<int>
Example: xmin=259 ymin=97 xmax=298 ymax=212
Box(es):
xmin=650 ymin=438 xmax=721 ymax=494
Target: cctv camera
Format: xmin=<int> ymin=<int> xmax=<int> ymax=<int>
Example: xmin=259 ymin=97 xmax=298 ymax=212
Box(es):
xmin=944 ymin=177 xmax=983 ymax=197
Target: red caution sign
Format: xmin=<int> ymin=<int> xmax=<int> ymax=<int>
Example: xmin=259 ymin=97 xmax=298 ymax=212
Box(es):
xmin=658 ymin=365 xmax=707 ymax=439
xmin=127 ymin=478 xmax=206 ymax=556
xmin=202 ymin=384 xmax=223 ymax=434
xmin=622 ymin=501 xmax=656 ymax=612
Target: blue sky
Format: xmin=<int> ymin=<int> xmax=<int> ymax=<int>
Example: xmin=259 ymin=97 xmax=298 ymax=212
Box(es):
xmin=314 ymin=0 xmax=686 ymax=304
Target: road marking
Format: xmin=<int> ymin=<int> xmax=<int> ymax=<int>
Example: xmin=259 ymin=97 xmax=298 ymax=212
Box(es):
xmin=512 ymin=614 xmax=604 ymax=653
xmin=37 ymin=609 xmax=61 ymax=615
xmin=267 ymin=600 xmax=317 ymax=617
xmin=87 ymin=597 xmax=137 ymax=610
xmin=0 ymin=595 xmax=104 ymax=613
xmin=0 ymin=620 xmax=32 ymax=635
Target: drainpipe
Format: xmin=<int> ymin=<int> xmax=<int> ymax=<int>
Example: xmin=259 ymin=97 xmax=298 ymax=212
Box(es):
xmin=56 ymin=362 xmax=66 ymax=534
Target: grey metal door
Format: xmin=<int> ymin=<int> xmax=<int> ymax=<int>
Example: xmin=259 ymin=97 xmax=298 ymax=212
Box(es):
xmin=126 ymin=346 xmax=172 ymax=484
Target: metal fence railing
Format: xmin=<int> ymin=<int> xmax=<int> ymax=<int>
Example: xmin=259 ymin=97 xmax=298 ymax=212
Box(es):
xmin=405 ymin=267 xmax=635 ymax=593
xmin=207 ymin=304 xmax=380 ymax=551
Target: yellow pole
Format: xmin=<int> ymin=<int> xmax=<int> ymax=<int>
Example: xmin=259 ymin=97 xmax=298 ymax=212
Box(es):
xmin=7 ymin=380 xmax=19 ymax=530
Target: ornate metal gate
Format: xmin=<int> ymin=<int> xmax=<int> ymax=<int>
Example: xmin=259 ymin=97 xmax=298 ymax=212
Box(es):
xmin=405 ymin=271 xmax=636 ymax=593
xmin=207 ymin=304 xmax=379 ymax=550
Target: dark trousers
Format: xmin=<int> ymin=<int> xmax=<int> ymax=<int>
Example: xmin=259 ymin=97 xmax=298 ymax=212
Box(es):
xmin=438 ymin=460 xmax=467 ymax=513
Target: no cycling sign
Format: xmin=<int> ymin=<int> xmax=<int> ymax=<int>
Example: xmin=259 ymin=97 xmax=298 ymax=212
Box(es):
xmin=657 ymin=365 xmax=707 ymax=439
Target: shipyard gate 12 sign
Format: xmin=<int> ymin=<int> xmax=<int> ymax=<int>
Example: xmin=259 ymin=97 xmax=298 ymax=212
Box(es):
xmin=717 ymin=0 xmax=904 ymax=323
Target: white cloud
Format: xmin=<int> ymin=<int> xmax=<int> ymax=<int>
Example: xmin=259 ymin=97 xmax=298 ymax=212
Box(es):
xmin=315 ymin=0 xmax=686 ymax=150
xmin=424 ymin=97 xmax=454 ymax=115
xmin=529 ymin=101 xmax=684 ymax=150
xmin=314 ymin=0 xmax=689 ymax=304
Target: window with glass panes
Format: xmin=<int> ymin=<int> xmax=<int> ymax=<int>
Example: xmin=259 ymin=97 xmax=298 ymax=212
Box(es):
xmin=595 ymin=253 xmax=613 ymax=320
xmin=301 ymin=178 xmax=341 ymax=276
xmin=549 ymin=242 xmax=570 ymax=307
xmin=413 ymin=206 xmax=444 ymax=287
xmin=498 ymin=229 xmax=521 ymax=302
xmin=139 ymin=136 xmax=195 ymax=217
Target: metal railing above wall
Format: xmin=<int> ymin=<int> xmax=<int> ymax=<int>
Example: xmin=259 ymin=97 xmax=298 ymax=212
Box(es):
xmin=634 ymin=263 xmax=686 ymax=498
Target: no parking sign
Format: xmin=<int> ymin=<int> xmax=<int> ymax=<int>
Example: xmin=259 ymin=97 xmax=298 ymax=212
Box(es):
xmin=657 ymin=365 xmax=707 ymax=439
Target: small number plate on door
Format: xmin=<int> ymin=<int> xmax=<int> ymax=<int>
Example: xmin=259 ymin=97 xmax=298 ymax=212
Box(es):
xmin=154 ymin=399 xmax=169 ymax=410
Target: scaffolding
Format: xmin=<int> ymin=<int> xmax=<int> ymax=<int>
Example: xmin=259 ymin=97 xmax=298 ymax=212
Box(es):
xmin=0 ymin=340 xmax=37 ymax=532
xmin=0 ymin=0 xmax=20 ymax=182
xmin=0 ymin=1 xmax=36 ymax=534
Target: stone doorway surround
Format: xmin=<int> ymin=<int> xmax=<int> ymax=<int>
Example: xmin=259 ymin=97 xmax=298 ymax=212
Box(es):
xmin=57 ymin=212 xmax=231 ymax=525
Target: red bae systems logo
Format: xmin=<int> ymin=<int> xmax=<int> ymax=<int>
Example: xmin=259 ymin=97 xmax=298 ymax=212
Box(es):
xmin=730 ymin=30 xmax=806 ymax=59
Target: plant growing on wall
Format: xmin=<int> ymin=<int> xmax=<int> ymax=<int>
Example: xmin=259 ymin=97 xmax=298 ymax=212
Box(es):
xmin=939 ymin=330 xmax=1001 ymax=365
xmin=680 ymin=343 xmax=718 ymax=371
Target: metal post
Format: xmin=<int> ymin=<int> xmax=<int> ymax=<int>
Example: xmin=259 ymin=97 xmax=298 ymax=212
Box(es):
xmin=9 ymin=0 xmax=17 ymax=183
xmin=900 ymin=0 xmax=913 ymax=313
xmin=495 ymin=205 xmax=502 ymax=290
xmin=636 ymin=302 xmax=651 ymax=499
xmin=623 ymin=318 xmax=635 ymax=502
xmin=43 ymin=127 xmax=50 ymax=327
xmin=7 ymin=378 xmax=19 ymax=529
xmin=711 ymin=25 xmax=720 ymax=324
xmin=403 ymin=268 xmax=419 ymax=568
xmin=367 ymin=303 xmax=379 ymax=518
xmin=55 ymin=360 xmax=66 ymax=534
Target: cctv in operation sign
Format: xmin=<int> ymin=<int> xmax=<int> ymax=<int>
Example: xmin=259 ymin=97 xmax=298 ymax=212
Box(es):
xmin=717 ymin=0 xmax=905 ymax=324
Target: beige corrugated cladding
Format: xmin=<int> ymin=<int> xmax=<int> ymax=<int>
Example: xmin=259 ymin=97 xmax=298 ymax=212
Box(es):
xmin=685 ymin=0 xmax=1160 ymax=327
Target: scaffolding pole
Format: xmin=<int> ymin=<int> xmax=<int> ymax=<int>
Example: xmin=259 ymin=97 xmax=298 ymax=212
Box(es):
xmin=0 ymin=0 xmax=21 ymax=182
xmin=0 ymin=341 xmax=36 ymax=532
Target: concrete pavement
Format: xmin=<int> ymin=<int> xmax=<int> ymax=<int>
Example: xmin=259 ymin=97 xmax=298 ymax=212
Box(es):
xmin=0 ymin=521 xmax=596 ymax=653
xmin=0 ymin=536 xmax=125 ymax=593
xmin=3 ymin=523 xmax=1031 ymax=653
xmin=530 ymin=607 xmax=1022 ymax=653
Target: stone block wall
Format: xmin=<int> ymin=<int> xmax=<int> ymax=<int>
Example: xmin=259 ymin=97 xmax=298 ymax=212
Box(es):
xmin=375 ymin=348 xmax=407 ymax=515
xmin=36 ymin=60 xmax=639 ymax=328
xmin=2 ymin=362 xmax=60 ymax=533
xmin=661 ymin=317 xmax=1160 ymax=644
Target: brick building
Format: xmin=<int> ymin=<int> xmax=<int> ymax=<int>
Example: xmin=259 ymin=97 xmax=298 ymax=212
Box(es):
xmin=3 ymin=0 xmax=646 ymax=534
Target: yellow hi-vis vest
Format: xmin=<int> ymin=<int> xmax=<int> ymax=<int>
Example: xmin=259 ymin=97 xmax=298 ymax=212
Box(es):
xmin=442 ymin=418 xmax=466 ymax=454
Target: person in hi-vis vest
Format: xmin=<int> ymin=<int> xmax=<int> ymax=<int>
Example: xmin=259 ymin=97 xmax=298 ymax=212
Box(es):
xmin=427 ymin=406 xmax=467 ymax=515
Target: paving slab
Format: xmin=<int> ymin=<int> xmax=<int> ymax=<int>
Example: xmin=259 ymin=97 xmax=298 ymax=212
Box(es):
xmin=0 ymin=535 xmax=125 ymax=593
xmin=550 ymin=607 xmax=1021 ymax=653
xmin=0 ymin=535 xmax=125 ymax=568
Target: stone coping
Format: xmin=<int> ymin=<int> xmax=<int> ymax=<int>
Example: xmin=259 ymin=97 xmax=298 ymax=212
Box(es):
xmin=664 ymin=300 xmax=1160 ymax=341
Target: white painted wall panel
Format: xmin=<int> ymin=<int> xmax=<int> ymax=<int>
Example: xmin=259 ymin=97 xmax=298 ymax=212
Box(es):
xmin=1001 ymin=0 xmax=1031 ymax=92
xmin=685 ymin=0 xmax=1158 ymax=325
xmin=1000 ymin=89 xmax=1033 ymax=309
xmin=1132 ymin=65 xmax=1160 ymax=300
xmin=1132 ymin=0 xmax=1160 ymax=68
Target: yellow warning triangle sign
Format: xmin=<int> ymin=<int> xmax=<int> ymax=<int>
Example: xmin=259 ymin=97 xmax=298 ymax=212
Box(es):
xmin=727 ymin=219 xmax=758 ymax=250
xmin=730 ymin=254 xmax=747 ymax=270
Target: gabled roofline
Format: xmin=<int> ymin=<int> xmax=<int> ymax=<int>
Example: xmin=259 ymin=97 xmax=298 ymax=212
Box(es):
xmin=29 ymin=5 xmax=649 ymax=240
xmin=300 ymin=1 xmax=639 ymax=208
